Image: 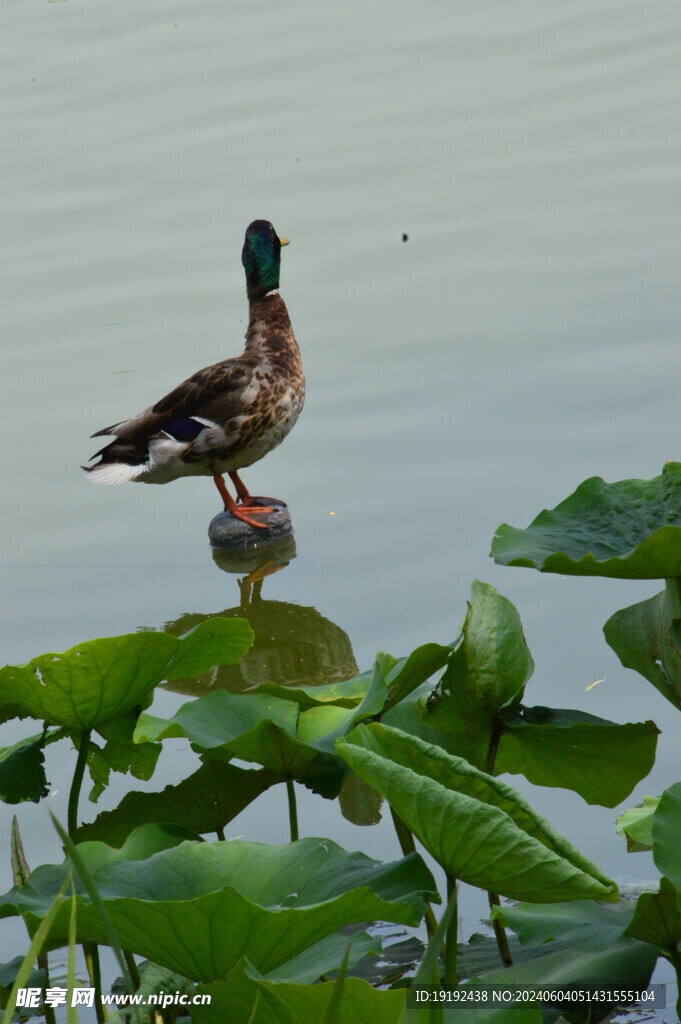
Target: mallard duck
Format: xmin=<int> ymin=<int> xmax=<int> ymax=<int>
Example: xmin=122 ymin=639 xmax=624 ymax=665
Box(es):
xmin=85 ymin=220 xmax=305 ymax=528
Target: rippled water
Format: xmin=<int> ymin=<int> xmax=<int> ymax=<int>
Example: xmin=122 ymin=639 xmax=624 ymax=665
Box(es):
xmin=2 ymin=0 xmax=681 ymax=984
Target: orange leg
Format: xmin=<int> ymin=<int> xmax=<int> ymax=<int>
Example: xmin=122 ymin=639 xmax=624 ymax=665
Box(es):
xmin=213 ymin=475 xmax=274 ymax=529
xmin=229 ymin=470 xmax=287 ymax=508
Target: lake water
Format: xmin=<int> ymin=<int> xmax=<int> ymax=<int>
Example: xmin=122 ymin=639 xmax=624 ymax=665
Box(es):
xmin=2 ymin=0 xmax=681 ymax=999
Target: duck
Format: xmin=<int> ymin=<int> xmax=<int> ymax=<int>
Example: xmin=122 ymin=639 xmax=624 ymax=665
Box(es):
xmin=84 ymin=220 xmax=305 ymax=529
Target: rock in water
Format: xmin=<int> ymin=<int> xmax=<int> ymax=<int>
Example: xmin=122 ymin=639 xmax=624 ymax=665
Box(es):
xmin=208 ymin=501 xmax=293 ymax=549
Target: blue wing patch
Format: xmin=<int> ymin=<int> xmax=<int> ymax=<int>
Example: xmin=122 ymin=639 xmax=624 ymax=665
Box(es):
xmin=163 ymin=418 xmax=208 ymax=442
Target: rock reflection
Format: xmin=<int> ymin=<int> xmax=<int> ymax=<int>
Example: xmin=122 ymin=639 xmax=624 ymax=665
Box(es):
xmin=163 ymin=538 xmax=358 ymax=696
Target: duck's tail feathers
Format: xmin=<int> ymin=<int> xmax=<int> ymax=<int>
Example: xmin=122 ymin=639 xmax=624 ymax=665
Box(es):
xmin=83 ymin=461 xmax=148 ymax=485
xmin=83 ymin=435 xmax=151 ymax=485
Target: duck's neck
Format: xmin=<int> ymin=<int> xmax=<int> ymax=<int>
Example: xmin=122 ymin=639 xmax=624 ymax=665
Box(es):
xmin=244 ymin=291 xmax=298 ymax=363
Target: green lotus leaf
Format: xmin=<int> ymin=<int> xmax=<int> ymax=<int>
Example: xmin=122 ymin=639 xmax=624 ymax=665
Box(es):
xmin=259 ymin=671 xmax=373 ymax=709
xmin=193 ymin=958 xmax=405 ymax=1024
xmin=652 ymin=782 xmax=681 ymax=896
xmin=625 ymin=876 xmax=681 ymax=954
xmin=76 ymin=762 xmax=277 ymax=845
xmin=0 ymin=619 xmax=253 ymax=731
xmin=296 ymin=661 xmax=387 ymax=753
xmin=265 ymin=929 xmax=380 ymax=984
xmin=162 ymin=619 xmax=253 ymax=680
xmin=616 ymin=796 xmax=659 ymax=852
xmin=464 ymin=942 xmax=657 ymax=1024
xmin=394 ymin=683 xmax=656 ymax=809
xmin=439 ymin=581 xmax=533 ymax=724
xmin=0 ymin=956 xmax=46 ymax=1006
xmin=492 ymin=900 xmax=635 ymax=951
xmin=604 ymin=579 xmax=681 ymax=710
xmin=0 ymin=734 xmax=48 ymax=804
xmin=336 ymin=724 xmax=616 ymax=903
xmin=0 ymin=827 xmax=437 ymax=982
xmin=135 ymin=669 xmax=387 ymax=775
xmin=491 ymin=463 xmax=681 ymax=578
xmin=83 ymin=710 xmax=162 ymax=803
xmin=134 ymin=690 xmax=319 ymax=776
xmin=381 ymin=642 xmax=453 ymax=712
xmin=496 ymin=708 xmax=658 ymax=807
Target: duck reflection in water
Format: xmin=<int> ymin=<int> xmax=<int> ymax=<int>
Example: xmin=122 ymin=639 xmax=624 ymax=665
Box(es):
xmin=162 ymin=538 xmax=358 ymax=696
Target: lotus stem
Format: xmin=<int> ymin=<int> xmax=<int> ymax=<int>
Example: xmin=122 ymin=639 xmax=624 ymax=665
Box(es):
xmin=286 ymin=778 xmax=299 ymax=842
xmin=669 ymin=948 xmax=681 ymax=1020
xmin=37 ymin=952 xmax=56 ymax=1024
xmin=443 ymin=875 xmax=458 ymax=986
xmin=216 ymin=826 xmax=226 ymax=841
xmin=488 ymin=891 xmax=513 ymax=965
xmin=123 ymin=949 xmax=141 ymax=991
xmin=83 ymin=941 xmax=106 ymax=1023
xmin=485 ymin=716 xmax=504 ymax=776
xmin=485 ymin=718 xmax=513 ymax=967
xmin=390 ymin=808 xmax=438 ymax=940
xmin=68 ymin=730 xmax=91 ymax=840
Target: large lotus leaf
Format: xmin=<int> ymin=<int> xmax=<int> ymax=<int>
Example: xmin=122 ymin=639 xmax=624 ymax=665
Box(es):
xmin=491 ymin=463 xmax=681 ymax=578
xmin=0 ymin=619 xmax=253 ymax=731
xmin=260 ymin=642 xmax=452 ymax=720
xmin=616 ymin=796 xmax=659 ymax=852
xmin=492 ymin=900 xmax=635 ymax=951
xmin=397 ymin=685 xmax=655 ymax=807
xmin=439 ymin=582 xmax=533 ymax=725
xmin=0 ymin=957 xmax=46 ymax=1005
xmin=465 ymin=942 xmax=657 ymax=1024
xmin=651 ymin=782 xmax=681 ymax=896
xmin=135 ymin=673 xmax=385 ymax=774
xmin=0 ymin=827 xmax=437 ymax=982
xmin=296 ymin=662 xmax=387 ymax=754
xmin=0 ymin=733 xmax=48 ymax=804
xmin=76 ymin=762 xmax=277 ymax=845
xmin=193 ymin=958 xmax=405 ymax=1024
xmin=336 ymin=724 xmax=616 ymax=903
xmin=265 ymin=929 xmax=380 ymax=984
xmin=134 ymin=690 xmax=319 ymax=775
xmin=604 ymin=579 xmax=681 ymax=710
xmin=259 ymin=671 xmax=373 ymax=709
xmin=381 ymin=642 xmax=453 ymax=712
xmin=84 ymin=713 xmax=162 ymax=803
xmin=625 ymin=877 xmax=681 ymax=954
xmin=495 ymin=708 xmax=658 ymax=807
xmin=161 ymin=619 xmax=253 ymax=680
xmin=383 ymin=684 xmax=457 ymax=750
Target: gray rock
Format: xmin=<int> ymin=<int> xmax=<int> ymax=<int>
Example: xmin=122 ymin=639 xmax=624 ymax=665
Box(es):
xmin=208 ymin=501 xmax=293 ymax=550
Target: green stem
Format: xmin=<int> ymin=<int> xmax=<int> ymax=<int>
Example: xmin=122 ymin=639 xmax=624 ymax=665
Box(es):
xmin=216 ymin=826 xmax=226 ymax=842
xmin=123 ymin=949 xmax=141 ymax=991
xmin=390 ymin=806 xmax=416 ymax=854
xmin=669 ymin=948 xmax=681 ymax=1021
xmin=485 ymin=717 xmax=513 ymax=967
xmin=485 ymin=715 xmax=504 ymax=775
xmin=390 ymin=808 xmax=438 ymax=940
xmin=37 ymin=952 xmax=56 ymax=1024
xmin=68 ymin=731 xmax=91 ymax=839
xmin=488 ymin=891 xmax=513 ymax=965
xmin=84 ymin=941 xmax=106 ymax=1023
xmin=286 ymin=778 xmax=299 ymax=842
xmin=443 ymin=875 xmax=458 ymax=986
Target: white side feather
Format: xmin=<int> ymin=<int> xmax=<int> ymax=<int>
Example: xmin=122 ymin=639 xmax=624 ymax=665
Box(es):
xmin=86 ymin=462 xmax=148 ymax=486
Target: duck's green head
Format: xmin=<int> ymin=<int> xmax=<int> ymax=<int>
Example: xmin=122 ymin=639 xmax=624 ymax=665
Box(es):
xmin=242 ymin=220 xmax=290 ymax=301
